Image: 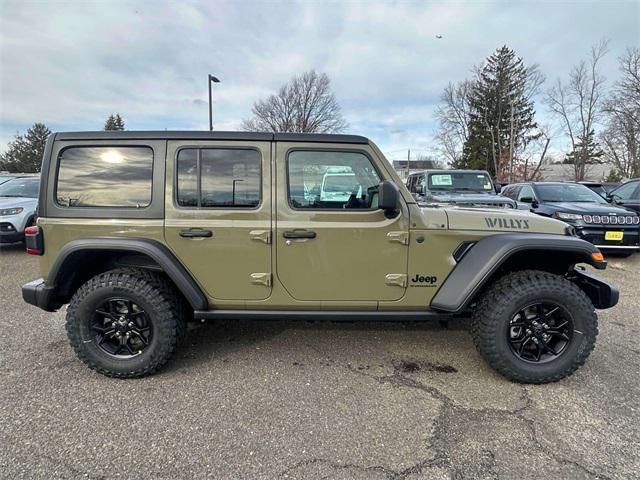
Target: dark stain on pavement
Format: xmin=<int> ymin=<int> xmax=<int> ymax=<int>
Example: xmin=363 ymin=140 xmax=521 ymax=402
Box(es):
xmin=394 ymin=359 xmax=458 ymax=374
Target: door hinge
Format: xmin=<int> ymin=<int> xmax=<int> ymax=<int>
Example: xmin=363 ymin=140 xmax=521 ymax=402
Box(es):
xmin=250 ymin=272 xmax=272 ymax=287
xmin=387 ymin=231 xmax=409 ymax=245
xmin=385 ymin=273 xmax=407 ymax=288
xmin=249 ymin=230 xmax=271 ymax=244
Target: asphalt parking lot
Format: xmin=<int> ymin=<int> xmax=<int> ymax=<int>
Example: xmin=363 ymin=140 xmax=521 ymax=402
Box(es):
xmin=1 ymin=244 xmax=639 ymax=480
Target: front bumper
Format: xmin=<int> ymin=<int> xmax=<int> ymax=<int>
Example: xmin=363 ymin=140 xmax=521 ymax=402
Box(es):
xmin=570 ymin=268 xmax=619 ymax=309
xmin=575 ymin=226 xmax=640 ymax=251
xmin=0 ymin=222 xmax=23 ymax=243
xmin=22 ymin=278 xmax=59 ymax=312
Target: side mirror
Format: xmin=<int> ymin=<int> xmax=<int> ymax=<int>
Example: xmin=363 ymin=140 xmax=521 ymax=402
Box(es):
xmin=494 ymin=183 xmax=502 ymax=194
xmin=378 ymin=180 xmax=400 ymax=215
xmin=520 ymin=196 xmax=539 ymax=208
xmin=415 ymin=184 xmax=424 ymax=195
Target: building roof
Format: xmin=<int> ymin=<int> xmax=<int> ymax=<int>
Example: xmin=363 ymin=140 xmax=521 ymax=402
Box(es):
xmin=537 ymin=163 xmax=615 ymax=182
xmin=392 ymin=160 xmax=437 ymax=170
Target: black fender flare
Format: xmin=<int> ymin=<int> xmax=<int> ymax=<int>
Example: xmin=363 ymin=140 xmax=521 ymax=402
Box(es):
xmin=47 ymin=237 xmax=208 ymax=310
xmin=430 ymin=233 xmax=610 ymax=313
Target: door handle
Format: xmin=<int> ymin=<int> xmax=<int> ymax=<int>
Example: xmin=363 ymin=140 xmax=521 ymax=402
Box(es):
xmin=179 ymin=229 xmax=213 ymax=238
xmin=283 ymin=230 xmax=316 ymax=239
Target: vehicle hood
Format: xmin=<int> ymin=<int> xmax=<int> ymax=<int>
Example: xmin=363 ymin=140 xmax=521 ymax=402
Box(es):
xmin=0 ymin=196 xmax=37 ymax=210
xmin=441 ymin=206 xmax=567 ymax=234
xmin=542 ymin=201 xmax=637 ymax=216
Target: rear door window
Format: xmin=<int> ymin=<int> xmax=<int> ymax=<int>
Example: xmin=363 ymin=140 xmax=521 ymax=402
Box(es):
xmin=176 ymin=148 xmax=261 ymax=208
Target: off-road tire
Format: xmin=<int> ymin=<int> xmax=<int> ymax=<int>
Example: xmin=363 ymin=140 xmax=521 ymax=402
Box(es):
xmin=470 ymin=270 xmax=598 ymax=384
xmin=66 ymin=268 xmax=184 ymax=378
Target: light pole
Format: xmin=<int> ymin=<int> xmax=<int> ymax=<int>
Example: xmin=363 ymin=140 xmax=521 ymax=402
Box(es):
xmin=208 ymin=74 xmax=220 ymax=131
xmin=232 ymin=179 xmax=244 ymax=205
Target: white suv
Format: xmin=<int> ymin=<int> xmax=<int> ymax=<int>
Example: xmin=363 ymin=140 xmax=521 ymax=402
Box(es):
xmin=0 ymin=176 xmax=40 ymax=244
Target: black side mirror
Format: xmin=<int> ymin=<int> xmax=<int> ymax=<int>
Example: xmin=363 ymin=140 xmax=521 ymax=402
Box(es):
xmin=494 ymin=183 xmax=502 ymax=194
xmin=520 ymin=196 xmax=539 ymax=208
xmin=378 ymin=180 xmax=400 ymax=216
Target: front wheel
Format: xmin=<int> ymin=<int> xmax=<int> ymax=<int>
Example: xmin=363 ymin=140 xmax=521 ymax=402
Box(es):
xmin=471 ymin=270 xmax=598 ymax=384
xmin=66 ymin=269 xmax=184 ymax=378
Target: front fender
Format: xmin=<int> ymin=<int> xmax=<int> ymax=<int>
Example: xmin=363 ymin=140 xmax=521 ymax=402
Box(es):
xmin=430 ymin=233 xmax=607 ymax=313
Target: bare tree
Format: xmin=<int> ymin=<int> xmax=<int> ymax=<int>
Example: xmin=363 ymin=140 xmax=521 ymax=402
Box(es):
xmin=518 ymin=124 xmax=554 ymax=181
xmin=242 ymin=70 xmax=348 ymax=133
xmin=434 ymin=80 xmax=473 ymax=165
xmin=601 ymin=47 xmax=640 ymax=178
xmin=545 ymin=39 xmax=609 ymax=180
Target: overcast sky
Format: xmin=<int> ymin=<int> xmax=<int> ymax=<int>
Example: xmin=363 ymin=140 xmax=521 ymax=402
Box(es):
xmin=0 ymin=0 xmax=638 ymax=161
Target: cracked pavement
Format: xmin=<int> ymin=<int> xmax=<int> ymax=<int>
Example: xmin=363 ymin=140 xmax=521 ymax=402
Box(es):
xmin=1 ymin=243 xmax=639 ymax=479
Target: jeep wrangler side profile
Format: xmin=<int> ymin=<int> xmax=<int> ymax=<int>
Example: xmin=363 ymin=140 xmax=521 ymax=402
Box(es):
xmin=22 ymin=131 xmax=619 ymax=383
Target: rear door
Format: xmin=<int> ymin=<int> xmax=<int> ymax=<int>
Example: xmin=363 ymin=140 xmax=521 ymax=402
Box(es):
xmin=274 ymin=143 xmax=409 ymax=302
xmin=164 ymin=140 xmax=272 ymax=301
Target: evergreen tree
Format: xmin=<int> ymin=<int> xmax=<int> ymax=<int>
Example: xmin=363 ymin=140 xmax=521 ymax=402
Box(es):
xmin=104 ymin=113 xmax=125 ymax=131
xmin=461 ymin=46 xmax=540 ymax=179
xmin=0 ymin=123 xmax=51 ymax=173
xmin=563 ymin=130 xmax=604 ymax=178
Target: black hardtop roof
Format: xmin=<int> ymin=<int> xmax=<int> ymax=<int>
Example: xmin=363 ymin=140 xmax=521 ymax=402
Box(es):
xmin=54 ymin=131 xmax=370 ymax=145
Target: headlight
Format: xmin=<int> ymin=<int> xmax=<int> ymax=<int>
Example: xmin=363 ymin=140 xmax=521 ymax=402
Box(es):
xmin=554 ymin=212 xmax=583 ymax=221
xmin=0 ymin=207 xmax=23 ymax=216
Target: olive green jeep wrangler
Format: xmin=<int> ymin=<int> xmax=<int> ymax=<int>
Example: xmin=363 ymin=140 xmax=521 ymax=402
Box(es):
xmin=22 ymin=131 xmax=619 ymax=383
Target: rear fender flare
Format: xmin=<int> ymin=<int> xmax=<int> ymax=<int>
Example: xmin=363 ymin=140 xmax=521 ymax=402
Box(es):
xmin=48 ymin=237 xmax=208 ymax=310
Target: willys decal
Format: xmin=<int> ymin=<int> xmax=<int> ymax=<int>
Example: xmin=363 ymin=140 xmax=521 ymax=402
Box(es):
xmin=484 ymin=217 xmax=530 ymax=230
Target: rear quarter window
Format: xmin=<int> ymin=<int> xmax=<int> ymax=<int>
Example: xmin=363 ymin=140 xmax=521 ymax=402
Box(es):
xmin=56 ymin=146 xmax=153 ymax=208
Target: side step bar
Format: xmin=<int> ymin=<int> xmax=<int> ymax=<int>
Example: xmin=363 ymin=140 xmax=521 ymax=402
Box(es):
xmin=193 ymin=309 xmax=452 ymax=321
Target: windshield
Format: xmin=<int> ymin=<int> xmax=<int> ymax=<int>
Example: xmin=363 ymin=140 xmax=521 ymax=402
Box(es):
xmin=0 ymin=178 xmax=40 ymax=198
xmin=535 ymin=184 xmax=607 ymax=203
xmin=428 ymin=172 xmax=493 ymax=192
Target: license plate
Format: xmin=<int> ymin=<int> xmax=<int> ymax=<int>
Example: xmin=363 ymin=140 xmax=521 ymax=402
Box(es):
xmin=605 ymin=231 xmax=624 ymax=241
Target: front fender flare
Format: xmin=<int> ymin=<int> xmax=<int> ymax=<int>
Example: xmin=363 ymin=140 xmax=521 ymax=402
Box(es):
xmin=430 ymin=233 xmax=607 ymax=313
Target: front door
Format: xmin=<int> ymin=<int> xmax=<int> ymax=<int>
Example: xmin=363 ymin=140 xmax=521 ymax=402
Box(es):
xmin=164 ymin=141 xmax=272 ymax=301
xmin=275 ymin=143 xmax=409 ymax=302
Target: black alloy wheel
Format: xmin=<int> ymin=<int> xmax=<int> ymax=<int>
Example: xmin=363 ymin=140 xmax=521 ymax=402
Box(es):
xmin=507 ymin=302 xmax=574 ymax=363
xmin=91 ymin=298 xmax=153 ymax=357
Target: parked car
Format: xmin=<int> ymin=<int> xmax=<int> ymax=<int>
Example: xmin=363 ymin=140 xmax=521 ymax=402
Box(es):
xmin=501 ymin=181 xmax=639 ymax=255
xmin=607 ymin=178 xmax=640 ymax=214
xmin=23 ymin=131 xmax=619 ymax=384
xmin=0 ymin=176 xmax=40 ymax=244
xmin=406 ymin=169 xmax=516 ymax=208
xmin=0 ymin=174 xmax=17 ymax=185
xmin=578 ymin=181 xmax=620 ymax=198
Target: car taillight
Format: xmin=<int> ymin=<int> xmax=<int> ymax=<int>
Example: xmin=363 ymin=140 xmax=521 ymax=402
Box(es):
xmin=24 ymin=225 xmax=44 ymax=255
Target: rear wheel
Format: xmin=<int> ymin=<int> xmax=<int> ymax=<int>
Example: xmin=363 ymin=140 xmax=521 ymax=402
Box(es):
xmin=66 ymin=269 xmax=184 ymax=378
xmin=471 ymin=270 xmax=598 ymax=384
